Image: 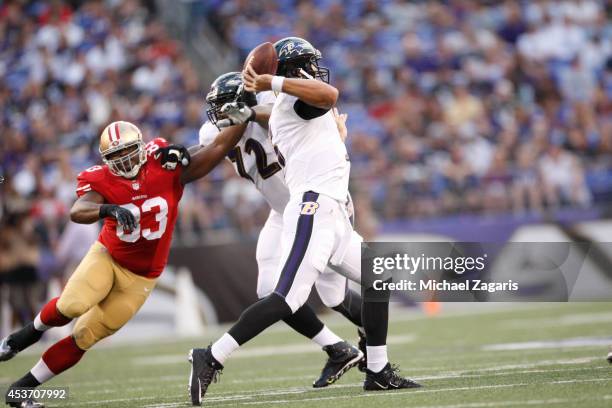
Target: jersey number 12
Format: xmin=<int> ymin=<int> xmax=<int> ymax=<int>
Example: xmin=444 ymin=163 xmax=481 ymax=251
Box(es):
xmin=228 ymin=139 xmax=282 ymax=181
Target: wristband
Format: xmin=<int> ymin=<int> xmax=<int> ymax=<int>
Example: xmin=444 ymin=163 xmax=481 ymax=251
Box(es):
xmin=271 ymin=76 xmax=285 ymax=93
xmin=99 ymin=204 xmax=114 ymax=219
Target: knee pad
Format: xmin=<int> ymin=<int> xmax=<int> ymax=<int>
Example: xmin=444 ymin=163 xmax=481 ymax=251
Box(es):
xmin=72 ymin=325 xmax=98 ymax=350
xmin=73 ymin=321 xmax=118 ymax=350
xmin=256 ymin=258 xmax=279 ymax=300
xmin=317 ymin=285 xmax=345 ymax=308
xmin=315 ymin=272 xmax=348 ymax=308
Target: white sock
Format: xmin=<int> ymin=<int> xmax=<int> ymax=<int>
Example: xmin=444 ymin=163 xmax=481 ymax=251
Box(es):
xmin=210 ymin=333 xmax=239 ymax=364
xmin=31 ymin=359 xmax=55 ymax=384
xmin=33 ymin=313 xmax=50 ymax=331
xmin=366 ymin=345 xmax=388 ymax=373
xmin=311 ymin=326 xmax=343 ymax=347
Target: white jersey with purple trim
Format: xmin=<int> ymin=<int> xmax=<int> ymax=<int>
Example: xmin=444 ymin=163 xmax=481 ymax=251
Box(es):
xmin=198 ymin=91 xmax=289 ymax=214
xmin=268 ymin=92 xmax=350 ymax=202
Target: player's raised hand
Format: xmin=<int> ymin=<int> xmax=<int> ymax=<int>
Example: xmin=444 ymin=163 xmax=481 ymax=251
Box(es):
xmin=243 ymin=63 xmax=273 ymax=93
xmin=332 ymin=107 xmax=349 ymax=142
xmin=99 ymin=204 xmax=137 ymax=233
xmin=217 ymin=102 xmax=256 ymax=128
xmin=156 ymin=145 xmax=191 ymax=170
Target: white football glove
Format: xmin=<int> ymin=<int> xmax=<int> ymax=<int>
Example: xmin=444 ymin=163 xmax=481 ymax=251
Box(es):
xmin=217 ymin=102 xmax=255 ymax=128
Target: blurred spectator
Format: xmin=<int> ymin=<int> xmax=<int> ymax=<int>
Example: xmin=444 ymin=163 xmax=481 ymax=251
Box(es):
xmin=539 ymin=144 xmax=592 ymax=208
xmin=560 ymin=57 xmax=597 ymax=103
xmin=0 ymin=0 xmax=611 ymax=250
xmin=0 ymin=214 xmax=43 ymax=327
xmin=205 ymin=0 xmax=611 ymax=222
xmin=512 ymin=144 xmax=543 ymax=215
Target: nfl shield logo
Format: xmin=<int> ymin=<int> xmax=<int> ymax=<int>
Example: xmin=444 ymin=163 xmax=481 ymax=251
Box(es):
xmin=132 ymin=182 xmax=140 ymax=190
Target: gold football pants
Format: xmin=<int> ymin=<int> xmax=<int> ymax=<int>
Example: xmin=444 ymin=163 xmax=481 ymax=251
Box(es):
xmin=56 ymin=241 xmax=157 ymax=350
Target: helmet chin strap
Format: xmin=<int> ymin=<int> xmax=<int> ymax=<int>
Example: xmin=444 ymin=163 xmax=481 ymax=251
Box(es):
xmin=299 ymin=68 xmax=314 ymax=79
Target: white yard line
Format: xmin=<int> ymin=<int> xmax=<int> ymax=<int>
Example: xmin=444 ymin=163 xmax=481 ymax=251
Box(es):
xmin=502 ymin=312 xmax=612 ymax=329
xmin=57 ymin=354 xmax=605 ymax=395
xmin=131 ymin=334 xmax=416 ymax=366
xmin=140 ymin=384 xmax=526 ymax=408
xmin=237 ymin=380 xmax=612 ymax=407
xmin=61 ymin=355 xmax=604 ymax=392
xmin=417 ymin=365 xmax=609 ymax=381
xmin=246 ymin=396 xmax=612 ymax=408
xmin=133 ymin=375 xmax=612 ymax=408
xmin=483 ymin=337 xmax=612 ymax=351
xmin=455 ymin=356 xmax=601 ymax=371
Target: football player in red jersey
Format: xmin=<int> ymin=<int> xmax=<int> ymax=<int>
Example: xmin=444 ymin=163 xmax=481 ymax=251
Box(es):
xmin=0 ymin=118 xmax=256 ymax=408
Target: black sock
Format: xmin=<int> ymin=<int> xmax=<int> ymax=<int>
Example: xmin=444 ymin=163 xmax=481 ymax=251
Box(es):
xmin=362 ymin=281 xmax=390 ymax=346
xmin=332 ymin=289 xmax=363 ymax=327
xmin=282 ymin=303 xmax=325 ymax=339
xmin=8 ymin=323 xmax=44 ymax=351
xmin=228 ymin=293 xmax=292 ymax=345
xmin=12 ymin=372 xmax=41 ymax=388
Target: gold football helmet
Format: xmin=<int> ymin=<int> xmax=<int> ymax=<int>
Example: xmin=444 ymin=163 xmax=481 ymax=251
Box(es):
xmin=99 ymin=121 xmax=147 ymax=179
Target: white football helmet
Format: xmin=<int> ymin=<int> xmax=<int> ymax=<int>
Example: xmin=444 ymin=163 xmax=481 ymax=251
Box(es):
xmin=99 ymin=121 xmax=147 ymax=179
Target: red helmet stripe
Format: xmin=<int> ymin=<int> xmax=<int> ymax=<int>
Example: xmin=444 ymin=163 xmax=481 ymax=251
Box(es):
xmin=107 ymin=125 xmax=114 ymax=142
xmin=114 ymin=122 xmax=121 ymax=141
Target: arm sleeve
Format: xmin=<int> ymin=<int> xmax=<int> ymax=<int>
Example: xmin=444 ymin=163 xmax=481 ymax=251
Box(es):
xmin=75 ymin=168 xmax=105 ymax=198
xmin=76 ymin=174 xmax=93 ymax=197
xmin=147 ymin=137 xmax=184 ymax=179
xmin=149 ymin=137 xmax=169 ymax=149
xmin=293 ymin=100 xmax=329 ymax=120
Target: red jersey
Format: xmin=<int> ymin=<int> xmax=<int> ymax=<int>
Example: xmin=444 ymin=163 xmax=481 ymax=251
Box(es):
xmin=76 ymin=138 xmax=183 ymax=278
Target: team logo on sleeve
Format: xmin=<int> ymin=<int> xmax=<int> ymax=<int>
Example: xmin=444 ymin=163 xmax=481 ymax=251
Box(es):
xmin=300 ymin=201 xmax=319 ymax=215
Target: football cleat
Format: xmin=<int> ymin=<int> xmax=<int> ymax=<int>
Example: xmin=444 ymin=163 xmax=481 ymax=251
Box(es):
xmin=607 ymin=348 xmax=612 ymax=364
xmin=313 ymin=341 xmax=363 ymax=388
xmin=357 ymin=329 xmax=367 ymax=372
xmin=0 ymin=336 xmax=19 ymax=362
xmin=364 ymin=363 xmax=422 ymax=391
xmin=1 ymin=323 xmax=44 ymax=362
xmin=188 ymin=346 xmax=223 ymax=406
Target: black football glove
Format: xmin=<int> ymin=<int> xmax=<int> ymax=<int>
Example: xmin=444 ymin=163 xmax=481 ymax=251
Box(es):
xmin=155 ymin=144 xmax=191 ymax=170
xmin=100 ymin=204 xmax=137 ymax=233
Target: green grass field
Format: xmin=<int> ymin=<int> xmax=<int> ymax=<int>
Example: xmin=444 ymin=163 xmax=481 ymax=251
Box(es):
xmin=2 ymin=303 xmax=612 ymax=407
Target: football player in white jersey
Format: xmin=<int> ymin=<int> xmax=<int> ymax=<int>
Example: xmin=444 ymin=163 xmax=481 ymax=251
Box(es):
xmin=188 ymin=38 xmax=421 ymax=406
xmin=198 ymin=72 xmax=366 ymax=388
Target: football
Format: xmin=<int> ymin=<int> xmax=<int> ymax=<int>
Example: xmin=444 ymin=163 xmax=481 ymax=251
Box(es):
xmin=243 ymin=42 xmax=278 ymax=75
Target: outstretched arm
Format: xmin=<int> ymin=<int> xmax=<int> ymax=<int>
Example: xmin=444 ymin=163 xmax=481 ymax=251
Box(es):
xmin=243 ymin=64 xmax=338 ymax=109
xmin=179 ymin=123 xmax=247 ymax=185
